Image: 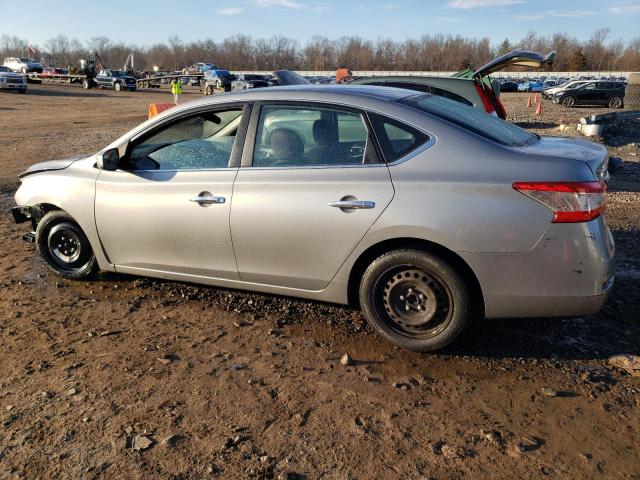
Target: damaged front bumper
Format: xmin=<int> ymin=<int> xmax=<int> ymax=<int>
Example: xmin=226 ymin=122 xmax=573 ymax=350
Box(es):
xmin=12 ymin=206 xmax=39 ymax=243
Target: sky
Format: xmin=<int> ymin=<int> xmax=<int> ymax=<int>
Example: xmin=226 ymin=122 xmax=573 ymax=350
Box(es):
xmin=1 ymin=0 xmax=640 ymax=47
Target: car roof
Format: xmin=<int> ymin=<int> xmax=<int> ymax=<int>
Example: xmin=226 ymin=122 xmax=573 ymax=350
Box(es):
xmin=180 ymin=85 xmax=417 ymax=109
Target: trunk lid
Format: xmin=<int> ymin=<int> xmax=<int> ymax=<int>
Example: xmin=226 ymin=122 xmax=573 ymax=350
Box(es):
xmin=516 ymin=136 xmax=609 ymax=182
xmin=473 ymin=49 xmax=555 ymax=78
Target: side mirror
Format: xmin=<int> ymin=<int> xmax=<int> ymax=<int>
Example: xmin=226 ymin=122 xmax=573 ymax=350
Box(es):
xmin=99 ymin=148 xmax=120 ymax=171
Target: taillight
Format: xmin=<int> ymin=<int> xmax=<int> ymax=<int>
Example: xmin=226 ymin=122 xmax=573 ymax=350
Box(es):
xmin=512 ymin=181 xmax=607 ymax=223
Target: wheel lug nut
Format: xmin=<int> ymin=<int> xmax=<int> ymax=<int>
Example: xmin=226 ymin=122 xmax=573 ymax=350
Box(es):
xmin=405 ymin=305 xmax=410 ymax=311
xmin=407 ymin=288 xmax=413 ymax=293
xmin=419 ymin=294 xmax=425 ymax=300
xmin=399 ymin=295 xmax=404 ymax=301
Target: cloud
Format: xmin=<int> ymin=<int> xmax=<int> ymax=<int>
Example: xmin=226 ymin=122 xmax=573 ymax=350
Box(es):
xmin=253 ymin=0 xmax=303 ymax=8
xmin=609 ymin=1 xmax=640 ymax=14
xmin=312 ymin=5 xmax=330 ymax=11
xmin=448 ymin=0 xmax=525 ymax=8
xmin=514 ymin=9 xmax=598 ymax=20
xmin=217 ymin=7 xmax=243 ymax=15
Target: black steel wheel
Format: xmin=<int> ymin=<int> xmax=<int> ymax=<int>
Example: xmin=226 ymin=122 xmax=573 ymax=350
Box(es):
xmin=36 ymin=211 xmax=98 ymax=280
xmin=359 ymin=249 xmax=470 ymax=352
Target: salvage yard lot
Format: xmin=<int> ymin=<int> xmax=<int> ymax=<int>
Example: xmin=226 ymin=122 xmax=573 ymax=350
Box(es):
xmin=1 ymin=84 xmax=639 ymax=479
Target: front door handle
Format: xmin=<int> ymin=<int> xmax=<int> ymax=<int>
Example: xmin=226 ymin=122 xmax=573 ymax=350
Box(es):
xmin=328 ymin=200 xmax=375 ymax=209
xmin=190 ymin=192 xmax=226 ymax=206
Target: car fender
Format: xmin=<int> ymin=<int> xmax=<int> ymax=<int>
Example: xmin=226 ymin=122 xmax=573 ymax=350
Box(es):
xmin=14 ymin=157 xmax=114 ymax=271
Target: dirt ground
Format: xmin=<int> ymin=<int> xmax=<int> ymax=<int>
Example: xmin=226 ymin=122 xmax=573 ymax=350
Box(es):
xmin=1 ymin=84 xmax=639 ymax=480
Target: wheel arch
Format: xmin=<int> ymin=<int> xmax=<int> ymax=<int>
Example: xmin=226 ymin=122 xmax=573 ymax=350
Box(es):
xmin=347 ymin=237 xmax=485 ymax=318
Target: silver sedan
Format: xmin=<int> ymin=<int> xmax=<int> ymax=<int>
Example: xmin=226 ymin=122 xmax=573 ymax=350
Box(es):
xmin=12 ymin=86 xmax=615 ymax=351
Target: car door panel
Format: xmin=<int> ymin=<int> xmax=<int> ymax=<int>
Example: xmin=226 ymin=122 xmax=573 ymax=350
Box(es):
xmin=94 ymin=104 xmax=250 ymax=279
xmin=95 ymin=169 xmax=239 ymax=278
xmin=230 ymin=102 xmax=395 ymax=291
xmin=231 ymin=166 xmax=393 ymax=290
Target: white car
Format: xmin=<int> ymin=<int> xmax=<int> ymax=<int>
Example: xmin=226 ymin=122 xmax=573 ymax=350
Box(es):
xmin=0 ymin=66 xmax=27 ymax=93
xmin=3 ymin=57 xmax=43 ymax=74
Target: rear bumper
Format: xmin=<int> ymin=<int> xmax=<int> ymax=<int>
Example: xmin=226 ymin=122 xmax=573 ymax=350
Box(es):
xmin=462 ymin=216 xmax=615 ymax=318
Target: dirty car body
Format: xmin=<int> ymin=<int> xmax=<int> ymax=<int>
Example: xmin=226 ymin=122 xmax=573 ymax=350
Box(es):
xmin=12 ymin=85 xmax=614 ymax=351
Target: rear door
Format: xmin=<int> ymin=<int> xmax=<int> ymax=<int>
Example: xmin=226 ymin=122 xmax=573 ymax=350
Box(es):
xmin=230 ymin=102 xmax=394 ymax=290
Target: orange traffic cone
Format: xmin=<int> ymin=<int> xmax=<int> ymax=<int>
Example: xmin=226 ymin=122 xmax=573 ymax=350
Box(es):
xmin=526 ymin=96 xmax=532 ymax=107
xmin=534 ymin=93 xmax=539 ymax=103
xmin=534 ymin=101 xmax=542 ymax=115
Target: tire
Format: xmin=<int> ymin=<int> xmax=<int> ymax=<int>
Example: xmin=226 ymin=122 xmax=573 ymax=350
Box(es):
xmin=561 ymin=95 xmax=576 ymax=107
xmin=608 ymin=96 xmax=623 ymax=109
xmin=35 ymin=211 xmax=98 ymax=280
xmin=21 ymin=67 xmax=27 ymax=74
xmin=359 ymin=249 xmax=470 ymax=352
xmin=114 ymin=82 xmax=122 ymax=92
xmin=82 ymin=79 xmax=90 ymax=89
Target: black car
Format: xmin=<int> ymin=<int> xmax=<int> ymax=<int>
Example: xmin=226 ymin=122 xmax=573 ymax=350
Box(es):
xmin=94 ymin=70 xmax=137 ymax=92
xmin=552 ymin=81 xmax=625 ymax=108
xmin=499 ymin=81 xmax=519 ymax=92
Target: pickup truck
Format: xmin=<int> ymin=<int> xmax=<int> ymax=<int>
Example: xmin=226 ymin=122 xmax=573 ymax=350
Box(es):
xmin=94 ymin=70 xmax=137 ymax=91
xmin=0 ymin=66 xmax=27 ymax=93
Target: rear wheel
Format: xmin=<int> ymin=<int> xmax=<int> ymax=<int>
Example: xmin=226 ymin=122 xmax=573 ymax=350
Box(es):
xmin=359 ymin=249 xmax=470 ymax=352
xmin=608 ymin=96 xmax=623 ymax=109
xmin=36 ymin=211 xmax=98 ymax=280
xmin=562 ymin=95 xmax=576 ymax=107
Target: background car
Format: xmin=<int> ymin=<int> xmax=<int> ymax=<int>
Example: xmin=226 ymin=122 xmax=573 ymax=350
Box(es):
xmin=0 ymin=65 xmax=27 ymax=93
xmin=553 ymin=81 xmax=626 ymax=108
xmin=518 ymin=81 xmax=544 ymax=92
xmin=3 ymin=57 xmax=43 ymax=73
xmin=94 ymin=69 xmax=137 ymax=91
xmin=12 ymin=85 xmax=614 ymax=352
xmin=542 ymin=80 xmax=589 ymax=99
xmin=231 ymin=73 xmax=272 ymax=91
xmin=351 ymin=50 xmax=555 ymax=119
xmin=203 ymin=69 xmax=235 ymax=93
xmin=499 ymin=81 xmax=518 ymax=92
xmin=183 ymin=63 xmax=217 ymax=75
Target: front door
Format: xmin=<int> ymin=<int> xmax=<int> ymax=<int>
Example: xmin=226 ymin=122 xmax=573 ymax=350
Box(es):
xmin=230 ymin=102 xmax=395 ymax=291
xmin=95 ymin=106 xmax=248 ymax=279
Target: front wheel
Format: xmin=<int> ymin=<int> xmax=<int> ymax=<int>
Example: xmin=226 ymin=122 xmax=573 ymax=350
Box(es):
xmin=359 ymin=249 xmax=470 ymax=352
xmin=562 ymin=95 xmax=576 ymax=107
xmin=114 ymin=82 xmax=122 ymax=92
xmin=36 ymin=211 xmax=98 ymax=280
xmin=608 ymin=96 xmax=623 ymax=109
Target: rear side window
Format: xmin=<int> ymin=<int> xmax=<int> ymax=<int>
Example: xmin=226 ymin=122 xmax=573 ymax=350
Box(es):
xmin=399 ymin=94 xmax=537 ymax=147
xmin=369 ymin=113 xmax=430 ymax=162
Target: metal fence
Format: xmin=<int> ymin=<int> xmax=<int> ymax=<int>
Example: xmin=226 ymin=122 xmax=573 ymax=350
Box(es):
xmin=237 ymin=71 xmax=633 ymax=79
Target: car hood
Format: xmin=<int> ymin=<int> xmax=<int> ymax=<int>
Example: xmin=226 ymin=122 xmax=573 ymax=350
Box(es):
xmin=19 ymin=155 xmax=86 ymax=178
xmin=474 ymin=49 xmax=555 ymax=78
xmin=516 ymin=136 xmax=609 ymax=182
xmin=0 ymin=72 xmax=25 ymax=80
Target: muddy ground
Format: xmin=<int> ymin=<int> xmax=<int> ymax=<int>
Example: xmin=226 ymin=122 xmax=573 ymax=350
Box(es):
xmin=0 ymin=84 xmax=639 ymax=480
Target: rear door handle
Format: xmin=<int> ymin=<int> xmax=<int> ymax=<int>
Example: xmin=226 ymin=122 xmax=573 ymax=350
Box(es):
xmin=328 ymin=200 xmax=375 ymax=209
xmin=190 ymin=193 xmax=226 ymax=205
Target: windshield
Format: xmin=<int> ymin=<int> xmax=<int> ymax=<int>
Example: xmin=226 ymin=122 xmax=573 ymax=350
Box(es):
xmin=399 ymin=94 xmax=537 ymax=147
xmin=111 ymin=71 xmax=127 ymax=77
xmin=215 ymin=70 xmax=232 ymax=77
xmin=19 ymin=58 xmax=34 ymax=63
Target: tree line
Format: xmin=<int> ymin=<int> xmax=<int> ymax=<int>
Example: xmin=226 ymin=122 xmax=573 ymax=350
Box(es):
xmin=2 ymin=28 xmax=639 ymax=73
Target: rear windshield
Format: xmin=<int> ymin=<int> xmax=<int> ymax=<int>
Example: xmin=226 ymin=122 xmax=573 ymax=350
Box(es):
xmin=399 ymin=94 xmax=537 ymax=147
